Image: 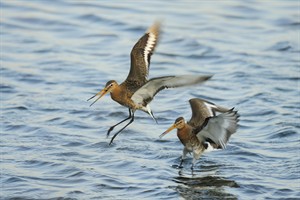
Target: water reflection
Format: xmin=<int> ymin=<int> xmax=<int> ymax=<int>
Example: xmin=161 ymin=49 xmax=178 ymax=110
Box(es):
xmin=174 ymin=174 xmax=239 ymax=199
xmin=172 ymin=162 xmax=239 ymax=200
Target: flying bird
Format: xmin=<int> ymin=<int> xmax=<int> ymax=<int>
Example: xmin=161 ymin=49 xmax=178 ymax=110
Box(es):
xmin=88 ymin=22 xmax=212 ymax=145
xmin=160 ymin=98 xmax=239 ymax=169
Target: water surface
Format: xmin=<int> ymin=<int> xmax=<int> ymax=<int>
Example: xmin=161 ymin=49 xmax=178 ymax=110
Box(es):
xmin=1 ymin=1 xmax=299 ymax=199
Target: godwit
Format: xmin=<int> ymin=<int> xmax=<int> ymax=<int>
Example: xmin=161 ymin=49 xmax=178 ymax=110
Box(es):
xmin=160 ymin=98 xmax=239 ymax=169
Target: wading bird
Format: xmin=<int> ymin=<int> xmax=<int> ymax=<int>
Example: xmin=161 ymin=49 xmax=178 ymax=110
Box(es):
xmin=160 ymin=98 xmax=239 ymax=169
xmin=88 ymin=22 xmax=212 ymax=145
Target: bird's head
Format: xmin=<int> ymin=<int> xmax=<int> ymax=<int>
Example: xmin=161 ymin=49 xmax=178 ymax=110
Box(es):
xmin=159 ymin=117 xmax=185 ymax=138
xmin=87 ymin=80 xmax=118 ymax=106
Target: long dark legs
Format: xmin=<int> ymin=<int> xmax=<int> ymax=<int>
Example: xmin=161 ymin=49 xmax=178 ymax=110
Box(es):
xmin=179 ymin=159 xmax=184 ymax=168
xmin=179 ymin=148 xmax=188 ymax=168
xmin=109 ymin=111 xmax=135 ymax=145
xmin=107 ymin=108 xmax=132 ymax=137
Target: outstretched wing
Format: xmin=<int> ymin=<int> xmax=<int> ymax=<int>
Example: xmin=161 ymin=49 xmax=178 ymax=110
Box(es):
xmin=196 ymin=108 xmax=239 ymax=149
xmin=188 ymin=98 xmax=230 ymax=128
xmin=126 ymin=22 xmax=161 ymax=84
xmin=131 ymin=75 xmax=212 ymax=106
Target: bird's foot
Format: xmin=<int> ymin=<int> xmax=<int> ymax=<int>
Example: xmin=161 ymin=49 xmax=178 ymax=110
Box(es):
xmin=107 ymin=127 xmax=114 ymax=138
xmin=179 ymin=159 xmax=184 ymax=168
xmin=171 ymin=164 xmax=183 ymax=169
xmin=191 ymin=163 xmax=195 ymax=170
xmin=108 ymin=131 xmax=119 ymax=146
xmin=109 ymin=138 xmax=114 ymax=146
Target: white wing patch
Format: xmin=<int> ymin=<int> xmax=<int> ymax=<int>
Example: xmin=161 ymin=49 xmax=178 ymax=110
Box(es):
xmin=204 ymin=102 xmax=217 ymax=117
xmin=144 ymin=33 xmax=156 ymax=72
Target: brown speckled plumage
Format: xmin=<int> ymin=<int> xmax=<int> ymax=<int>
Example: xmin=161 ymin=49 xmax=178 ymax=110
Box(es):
xmin=160 ymin=98 xmax=239 ymax=169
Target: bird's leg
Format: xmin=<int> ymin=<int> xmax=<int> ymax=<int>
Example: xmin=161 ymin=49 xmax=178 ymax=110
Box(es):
xmin=179 ymin=148 xmax=188 ymax=168
xmin=191 ymin=160 xmax=195 ymax=170
xmin=109 ymin=112 xmax=135 ymax=145
xmin=179 ymin=159 xmax=184 ymax=168
xmin=191 ymin=151 xmax=198 ymax=170
xmin=107 ymin=108 xmax=132 ymax=137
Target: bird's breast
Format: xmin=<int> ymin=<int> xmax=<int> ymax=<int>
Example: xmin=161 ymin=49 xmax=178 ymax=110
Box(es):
xmin=177 ymin=127 xmax=199 ymax=147
xmin=110 ymin=89 xmax=135 ymax=108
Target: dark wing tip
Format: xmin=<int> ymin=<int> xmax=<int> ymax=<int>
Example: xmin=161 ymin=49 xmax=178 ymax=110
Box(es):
xmin=205 ymin=75 xmax=213 ymax=80
xmin=200 ymin=75 xmax=213 ymax=82
xmin=193 ymin=75 xmax=213 ymax=85
xmin=229 ymin=107 xmax=240 ymax=120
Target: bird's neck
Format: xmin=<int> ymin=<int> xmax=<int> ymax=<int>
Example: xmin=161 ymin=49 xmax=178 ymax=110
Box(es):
xmin=177 ymin=124 xmax=194 ymax=145
xmin=110 ymin=85 xmax=123 ymax=103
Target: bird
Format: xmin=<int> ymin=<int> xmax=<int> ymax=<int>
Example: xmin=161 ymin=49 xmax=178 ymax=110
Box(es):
xmin=159 ymin=98 xmax=239 ymax=169
xmin=88 ymin=22 xmax=213 ymax=145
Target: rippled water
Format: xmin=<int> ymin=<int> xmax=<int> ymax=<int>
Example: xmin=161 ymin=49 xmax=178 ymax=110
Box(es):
xmin=1 ymin=1 xmax=299 ymax=199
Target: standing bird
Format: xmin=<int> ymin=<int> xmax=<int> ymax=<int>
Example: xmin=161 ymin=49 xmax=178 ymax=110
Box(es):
xmin=160 ymin=98 xmax=239 ymax=169
xmin=88 ymin=22 xmax=212 ymax=145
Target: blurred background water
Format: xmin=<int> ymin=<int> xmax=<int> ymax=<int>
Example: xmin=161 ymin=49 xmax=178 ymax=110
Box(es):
xmin=1 ymin=0 xmax=299 ymax=199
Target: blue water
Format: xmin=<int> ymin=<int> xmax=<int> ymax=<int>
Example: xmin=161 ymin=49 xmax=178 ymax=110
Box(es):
xmin=1 ymin=1 xmax=299 ymax=199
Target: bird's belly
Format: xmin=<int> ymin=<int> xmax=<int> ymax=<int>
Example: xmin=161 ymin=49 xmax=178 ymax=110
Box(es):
xmin=193 ymin=145 xmax=204 ymax=155
xmin=185 ymin=142 xmax=195 ymax=152
xmin=111 ymin=93 xmax=135 ymax=109
xmin=185 ymin=142 xmax=204 ymax=155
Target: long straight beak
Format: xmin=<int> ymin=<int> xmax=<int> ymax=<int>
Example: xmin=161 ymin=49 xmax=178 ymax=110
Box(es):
xmin=87 ymin=88 xmax=108 ymax=107
xmin=159 ymin=123 xmax=176 ymax=138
